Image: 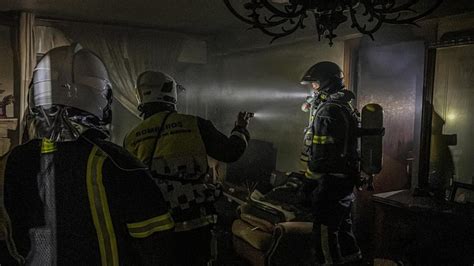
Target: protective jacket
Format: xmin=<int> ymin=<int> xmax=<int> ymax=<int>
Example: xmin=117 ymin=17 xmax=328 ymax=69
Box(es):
xmin=124 ymin=111 xmax=249 ymax=231
xmin=0 ymin=129 xmax=174 ymax=265
xmin=305 ymin=90 xmax=359 ymax=179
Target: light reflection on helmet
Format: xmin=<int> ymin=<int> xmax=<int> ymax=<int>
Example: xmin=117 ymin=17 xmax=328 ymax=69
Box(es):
xmin=135 ymin=71 xmax=178 ymax=112
xmin=29 ymin=43 xmax=112 ymax=124
xmin=300 ymin=61 xmax=344 ymax=93
xmin=26 ymin=43 xmax=113 ymax=141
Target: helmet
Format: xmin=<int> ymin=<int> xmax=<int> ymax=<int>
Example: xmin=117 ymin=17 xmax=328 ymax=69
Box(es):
xmin=135 ymin=71 xmax=177 ymax=111
xmin=27 ymin=43 xmax=113 ymax=141
xmin=300 ymin=61 xmax=344 ymax=93
xmin=29 ymin=43 xmax=112 ymax=124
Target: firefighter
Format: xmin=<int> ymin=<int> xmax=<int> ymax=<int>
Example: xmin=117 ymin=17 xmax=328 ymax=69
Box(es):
xmin=300 ymin=61 xmax=362 ymax=265
xmin=123 ymin=71 xmax=251 ymax=265
xmin=0 ymin=44 xmax=175 ymax=265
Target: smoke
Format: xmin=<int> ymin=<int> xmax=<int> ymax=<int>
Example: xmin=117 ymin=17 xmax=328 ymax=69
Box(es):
xmin=191 ymin=87 xmax=310 ymax=102
xmin=230 ymin=90 xmax=309 ymax=101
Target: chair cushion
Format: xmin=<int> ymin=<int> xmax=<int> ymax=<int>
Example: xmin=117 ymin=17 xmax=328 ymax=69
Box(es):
xmin=240 ymin=213 xmax=275 ymax=233
xmin=231 ymin=219 xmax=273 ymax=251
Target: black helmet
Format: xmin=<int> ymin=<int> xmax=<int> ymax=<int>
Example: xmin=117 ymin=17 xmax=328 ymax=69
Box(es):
xmin=300 ymin=61 xmax=344 ymax=93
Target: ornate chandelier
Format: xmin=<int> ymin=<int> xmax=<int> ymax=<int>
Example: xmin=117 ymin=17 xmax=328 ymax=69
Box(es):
xmin=223 ymin=0 xmax=443 ymax=45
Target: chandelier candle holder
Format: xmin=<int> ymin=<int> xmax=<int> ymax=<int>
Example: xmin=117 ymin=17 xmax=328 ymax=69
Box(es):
xmin=223 ymin=0 xmax=443 ymax=45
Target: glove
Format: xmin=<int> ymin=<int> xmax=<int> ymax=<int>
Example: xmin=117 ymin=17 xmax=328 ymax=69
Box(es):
xmin=235 ymin=111 xmax=253 ymax=129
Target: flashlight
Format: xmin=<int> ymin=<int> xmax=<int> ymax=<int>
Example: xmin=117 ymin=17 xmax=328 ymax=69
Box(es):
xmin=247 ymin=112 xmax=255 ymax=118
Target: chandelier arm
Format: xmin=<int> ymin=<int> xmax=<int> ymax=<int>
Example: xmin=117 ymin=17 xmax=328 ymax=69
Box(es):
xmin=223 ymin=0 xmax=259 ymax=24
xmin=223 ymin=0 xmax=291 ymax=28
xmin=249 ymin=15 xmax=306 ymax=42
xmin=260 ymin=0 xmax=306 ymax=18
xmin=368 ymin=0 xmax=441 ymax=24
xmin=369 ymin=0 xmax=422 ymax=13
xmin=375 ymin=0 xmax=443 ymax=24
xmin=280 ymin=15 xmax=306 ymax=34
xmin=265 ymin=15 xmax=291 ymax=25
xmin=252 ymin=12 xmax=292 ymax=28
xmin=349 ymin=5 xmax=384 ymax=38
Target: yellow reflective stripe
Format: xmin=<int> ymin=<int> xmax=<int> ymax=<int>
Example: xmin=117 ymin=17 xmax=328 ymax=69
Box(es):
xmin=300 ymin=153 xmax=309 ymax=161
xmin=127 ymin=213 xmax=175 ymax=238
xmin=128 ymin=221 xmax=175 ymax=238
xmin=312 ymin=135 xmax=335 ymax=144
xmin=304 ymin=168 xmax=321 ymax=180
xmin=87 ymin=146 xmax=119 ymax=266
xmin=127 ymin=212 xmax=173 ymax=229
xmin=41 ymin=138 xmax=57 ymax=154
xmin=321 ymin=224 xmax=333 ymax=264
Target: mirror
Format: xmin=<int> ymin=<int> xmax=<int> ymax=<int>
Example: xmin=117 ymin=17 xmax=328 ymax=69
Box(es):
xmin=429 ymin=43 xmax=474 ymax=196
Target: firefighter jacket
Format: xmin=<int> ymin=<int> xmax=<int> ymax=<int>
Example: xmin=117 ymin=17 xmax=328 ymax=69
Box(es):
xmin=0 ymin=129 xmax=174 ymax=265
xmin=124 ymin=111 xmax=249 ymax=231
xmin=305 ymin=90 xmax=360 ymax=179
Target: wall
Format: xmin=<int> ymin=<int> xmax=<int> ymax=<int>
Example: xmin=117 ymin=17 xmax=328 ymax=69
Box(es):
xmin=0 ymin=26 xmax=14 ymax=118
xmin=357 ymin=39 xmax=425 ymax=192
xmin=0 ymin=25 xmax=18 ymax=155
xmin=181 ymin=40 xmax=344 ymax=172
xmin=352 ymin=26 xmax=426 ymax=260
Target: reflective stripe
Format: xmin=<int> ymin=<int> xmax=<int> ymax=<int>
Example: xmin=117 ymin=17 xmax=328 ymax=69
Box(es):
xmin=305 ymin=171 xmax=348 ymax=180
xmin=231 ymin=131 xmax=248 ymax=146
xmin=300 ymin=153 xmax=309 ymax=162
xmin=174 ymin=215 xmax=217 ymax=232
xmin=127 ymin=213 xmax=175 ymax=238
xmin=87 ymin=146 xmax=119 ymax=266
xmin=320 ymin=225 xmax=333 ymax=265
xmin=41 ymin=139 xmax=57 ymax=154
xmin=305 ymin=169 xmax=322 ymax=180
xmin=313 ymin=135 xmax=335 ymax=144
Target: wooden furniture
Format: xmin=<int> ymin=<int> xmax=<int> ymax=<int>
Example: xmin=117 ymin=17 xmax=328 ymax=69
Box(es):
xmin=372 ymin=190 xmax=474 ymax=265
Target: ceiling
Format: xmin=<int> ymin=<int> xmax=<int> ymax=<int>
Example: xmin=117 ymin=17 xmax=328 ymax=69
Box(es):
xmin=1 ymin=0 xmax=474 ymax=37
xmin=0 ymin=0 xmax=248 ymax=34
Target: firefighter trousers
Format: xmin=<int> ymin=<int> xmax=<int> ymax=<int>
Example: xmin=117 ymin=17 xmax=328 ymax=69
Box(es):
xmin=306 ymin=174 xmax=361 ymax=265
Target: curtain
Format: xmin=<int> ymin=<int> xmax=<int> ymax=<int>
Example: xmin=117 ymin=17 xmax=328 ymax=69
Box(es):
xmin=35 ymin=26 xmax=71 ymax=54
xmin=19 ymin=12 xmax=36 ymax=143
xmin=53 ymin=23 xmax=186 ymax=117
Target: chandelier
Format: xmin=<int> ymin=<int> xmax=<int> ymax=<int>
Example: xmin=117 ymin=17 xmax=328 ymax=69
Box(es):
xmin=223 ymin=0 xmax=443 ymax=45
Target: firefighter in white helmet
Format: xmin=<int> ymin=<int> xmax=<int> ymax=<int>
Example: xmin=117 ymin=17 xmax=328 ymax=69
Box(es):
xmin=124 ymin=70 xmax=252 ymax=265
xmin=0 ymin=44 xmax=175 ymax=265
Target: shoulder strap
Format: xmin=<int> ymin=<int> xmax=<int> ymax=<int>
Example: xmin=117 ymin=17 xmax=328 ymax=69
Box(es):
xmin=148 ymin=111 xmax=174 ymax=169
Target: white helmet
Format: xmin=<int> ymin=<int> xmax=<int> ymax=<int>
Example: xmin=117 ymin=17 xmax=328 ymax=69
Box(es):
xmin=135 ymin=71 xmax=177 ymax=111
xmin=30 ymin=43 xmax=112 ymax=123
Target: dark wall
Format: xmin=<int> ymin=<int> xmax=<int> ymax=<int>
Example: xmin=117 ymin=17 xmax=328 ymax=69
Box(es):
xmin=357 ymin=39 xmax=425 ymax=192
xmin=181 ymin=40 xmax=345 ymax=172
xmin=353 ymin=31 xmax=425 ymax=260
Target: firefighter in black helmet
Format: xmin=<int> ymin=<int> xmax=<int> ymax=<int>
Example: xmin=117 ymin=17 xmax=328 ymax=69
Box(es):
xmin=300 ymin=61 xmax=362 ymax=265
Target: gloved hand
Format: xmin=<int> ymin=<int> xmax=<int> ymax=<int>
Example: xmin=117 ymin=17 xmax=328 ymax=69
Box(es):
xmin=235 ymin=111 xmax=253 ymax=129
